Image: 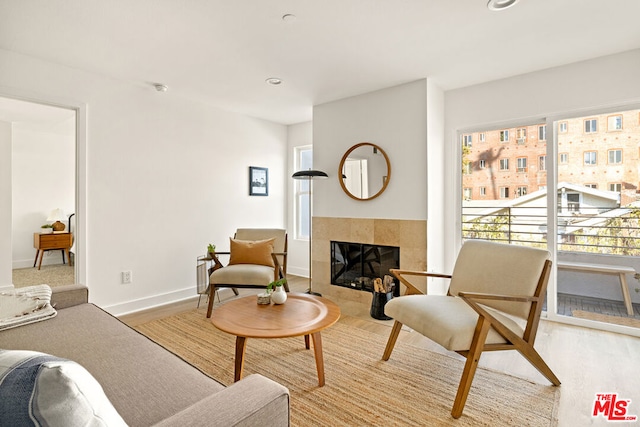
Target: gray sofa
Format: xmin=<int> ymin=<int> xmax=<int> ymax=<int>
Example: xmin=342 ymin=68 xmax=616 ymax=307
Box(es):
xmin=0 ymin=285 xmax=290 ymax=426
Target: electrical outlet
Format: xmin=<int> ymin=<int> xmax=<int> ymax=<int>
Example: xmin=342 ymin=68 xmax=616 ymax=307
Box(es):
xmin=121 ymin=271 xmax=132 ymax=284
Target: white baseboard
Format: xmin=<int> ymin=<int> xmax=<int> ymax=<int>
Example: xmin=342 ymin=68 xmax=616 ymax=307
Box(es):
xmin=0 ymin=284 xmax=15 ymax=293
xmin=286 ymin=266 xmax=309 ymax=278
xmin=101 ymin=286 xmax=198 ymax=317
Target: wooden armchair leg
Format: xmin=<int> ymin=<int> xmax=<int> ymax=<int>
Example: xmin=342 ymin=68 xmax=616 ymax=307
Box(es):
xmin=382 ymin=320 xmax=403 ymax=361
xmin=518 ymin=344 xmax=561 ymax=386
xmin=452 ymin=318 xmax=491 ymax=419
xmin=206 ymin=285 xmax=216 ymax=318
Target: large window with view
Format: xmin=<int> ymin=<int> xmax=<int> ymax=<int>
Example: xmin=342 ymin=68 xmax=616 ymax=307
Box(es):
xmin=461 ymin=108 xmax=640 ymax=330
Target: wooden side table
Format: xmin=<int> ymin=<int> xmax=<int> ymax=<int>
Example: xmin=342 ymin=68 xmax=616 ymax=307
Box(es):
xmin=33 ymin=232 xmax=73 ymax=270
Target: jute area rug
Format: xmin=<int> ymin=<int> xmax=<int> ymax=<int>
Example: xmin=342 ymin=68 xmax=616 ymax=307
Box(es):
xmin=135 ymin=309 xmax=559 ymax=426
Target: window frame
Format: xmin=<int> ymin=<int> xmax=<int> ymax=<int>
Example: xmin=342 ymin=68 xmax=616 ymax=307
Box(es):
xmin=584 ymin=151 xmax=597 ymax=166
xmin=608 ymin=149 xmax=622 ymax=164
xmin=584 ymin=118 xmax=598 ymax=133
xmin=499 ymin=158 xmax=509 ymax=170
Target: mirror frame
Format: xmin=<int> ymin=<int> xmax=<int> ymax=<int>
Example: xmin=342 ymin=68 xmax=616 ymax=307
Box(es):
xmin=338 ymin=142 xmax=391 ymax=201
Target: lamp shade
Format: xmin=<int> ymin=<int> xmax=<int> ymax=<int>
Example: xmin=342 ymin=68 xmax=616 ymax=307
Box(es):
xmin=292 ymin=170 xmax=328 ymax=179
xmin=46 ymin=209 xmax=66 ymax=222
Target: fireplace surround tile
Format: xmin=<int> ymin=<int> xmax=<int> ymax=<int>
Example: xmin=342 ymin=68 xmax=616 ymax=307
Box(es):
xmin=313 ymin=217 xmax=426 ymax=303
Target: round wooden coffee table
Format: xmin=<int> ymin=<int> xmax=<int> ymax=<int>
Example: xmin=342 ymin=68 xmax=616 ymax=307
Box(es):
xmin=210 ymin=292 xmax=341 ymax=386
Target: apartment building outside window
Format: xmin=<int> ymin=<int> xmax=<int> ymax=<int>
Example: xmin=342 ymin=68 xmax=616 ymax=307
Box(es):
xmin=500 ymin=130 xmax=509 ymax=142
xmin=608 ymin=149 xmax=622 ymax=164
xmin=584 ymin=118 xmax=598 ymax=133
xmin=559 ymin=121 xmax=568 ymax=133
xmin=516 ymin=186 xmax=527 ymax=197
xmin=517 ymin=157 xmax=527 ymax=173
xmin=609 ymin=183 xmax=622 ymax=193
xmin=479 ymin=133 xmax=486 ymax=142
xmin=499 ymin=158 xmax=509 ymax=170
xmin=538 ymin=125 xmax=546 ymax=141
xmin=500 ymin=187 xmax=509 ymax=198
xmin=608 ymin=115 xmax=622 ymax=131
xmin=479 ymin=187 xmax=486 ymax=196
xmin=463 ymin=134 xmax=472 ymax=147
xmin=584 ymin=151 xmax=597 ymax=165
xmin=559 ymin=153 xmax=568 ymax=163
xmin=539 ymin=155 xmax=546 ymax=171
xmin=479 ymin=159 xmax=486 ymax=169
xmin=517 ymin=128 xmax=526 ymax=144
xmin=463 ymin=188 xmax=472 ymax=200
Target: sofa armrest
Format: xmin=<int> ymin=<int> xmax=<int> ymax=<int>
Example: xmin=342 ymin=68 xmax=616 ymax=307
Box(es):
xmin=153 ymin=374 xmax=290 ymax=427
xmin=51 ymin=285 xmax=89 ymax=309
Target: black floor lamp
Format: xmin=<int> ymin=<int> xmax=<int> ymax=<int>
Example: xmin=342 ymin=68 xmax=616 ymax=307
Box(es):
xmin=292 ymin=169 xmax=328 ymax=296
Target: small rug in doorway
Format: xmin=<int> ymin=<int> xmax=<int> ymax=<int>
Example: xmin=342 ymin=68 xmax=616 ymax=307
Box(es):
xmin=135 ymin=310 xmax=560 ymax=426
xmin=572 ymin=310 xmax=640 ymax=328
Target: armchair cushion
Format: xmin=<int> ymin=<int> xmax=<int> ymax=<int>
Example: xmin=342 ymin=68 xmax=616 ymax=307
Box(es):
xmin=210 ymin=264 xmax=275 ymax=286
xmin=228 ymin=238 xmax=276 ymax=268
xmin=384 ymin=295 xmax=525 ymax=352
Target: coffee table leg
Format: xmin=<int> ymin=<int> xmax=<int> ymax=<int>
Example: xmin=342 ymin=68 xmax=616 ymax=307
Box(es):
xmin=235 ymin=336 xmax=247 ymax=382
xmin=304 ymin=334 xmax=310 ymax=349
xmin=310 ymin=332 xmax=325 ymax=387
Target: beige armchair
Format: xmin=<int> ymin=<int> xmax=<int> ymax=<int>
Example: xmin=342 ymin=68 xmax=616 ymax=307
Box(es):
xmin=206 ymin=229 xmax=288 ymax=318
xmin=382 ymin=239 xmax=560 ymax=418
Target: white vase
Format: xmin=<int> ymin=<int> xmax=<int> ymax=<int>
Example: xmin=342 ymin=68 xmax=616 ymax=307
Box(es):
xmin=271 ymin=286 xmax=287 ymax=304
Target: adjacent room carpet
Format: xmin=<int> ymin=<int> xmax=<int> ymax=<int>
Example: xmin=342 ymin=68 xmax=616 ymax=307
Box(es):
xmin=12 ymin=265 xmax=74 ymax=288
xmin=135 ymin=309 xmax=560 ymax=426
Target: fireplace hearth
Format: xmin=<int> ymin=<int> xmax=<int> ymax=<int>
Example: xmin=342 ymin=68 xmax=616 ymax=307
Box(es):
xmin=330 ymin=241 xmax=400 ymax=296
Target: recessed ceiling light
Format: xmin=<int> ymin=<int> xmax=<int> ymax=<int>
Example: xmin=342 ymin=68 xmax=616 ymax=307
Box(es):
xmin=487 ymin=0 xmax=519 ymax=11
xmin=265 ymin=77 xmax=283 ymax=85
xmin=154 ymin=83 xmax=168 ymax=92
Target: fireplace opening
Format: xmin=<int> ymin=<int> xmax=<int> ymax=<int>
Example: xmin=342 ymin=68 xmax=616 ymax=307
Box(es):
xmin=330 ymin=241 xmax=400 ymax=296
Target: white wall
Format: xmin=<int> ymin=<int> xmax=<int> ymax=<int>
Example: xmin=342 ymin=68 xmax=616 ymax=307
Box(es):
xmin=0 ymin=48 xmax=288 ymax=315
xmin=313 ymin=79 xmax=428 ymax=221
xmin=12 ymin=117 xmax=75 ymax=268
xmin=286 ymin=121 xmax=312 ymax=277
xmin=0 ymin=121 xmax=11 ymax=287
xmin=444 ymin=48 xmax=640 ymax=271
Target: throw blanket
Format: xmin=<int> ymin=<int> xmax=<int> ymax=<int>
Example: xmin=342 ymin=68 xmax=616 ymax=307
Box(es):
xmin=0 ymin=285 xmax=56 ymax=331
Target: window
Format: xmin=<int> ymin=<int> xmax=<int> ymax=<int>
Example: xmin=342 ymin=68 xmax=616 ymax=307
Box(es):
xmin=294 ymin=146 xmax=312 ymax=239
xmin=538 ymin=155 xmax=546 ymax=171
xmin=479 ymin=187 xmax=486 ymax=196
xmin=609 ymin=183 xmax=622 ymax=193
xmin=463 ymin=188 xmax=472 ymax=200
xmin=559 ymin=153 xmax=568 ymax=164
xmin=585 ymin=183 xmax=598 ymax=189
xmin=584 ymin=151 xmax=597 ymax=165
xmin=463 ymin=134 xmax=472 ymax=147
xmin=463 ymin=162 xmax=472 ymax=174
xmin=559 ymin=121 xmax=568 ymax=133
xmin=479 ymin=133 xmax=486 ymax=143
xmin=500 ymin=187 xmax=509 ymax=198
xmin=500 ymin=130 xmax=509 ymax=142
xmin=608 ymin=149 xmax=622 ymax=164
xmin=516 ymin=186 xmax=527 ymax=197
xmin=517 ymin=128 xmax=526 ymax=144
xmin=567 ymin=193 xmax=580 ymax=212
xmin=538 ymin=125 xmax=546 ymax=141
xmin=584 ymin=118 xmax=598 ymax=133
xmin=499 ymin=158 xmax=509 ymax=170
xmin=608 ymin=115 xmax=623 ymax=131
xmin=516 ymin=157 xmax=527 ymax=173
xmin=479 ymin=159 xmax=487 ymax=169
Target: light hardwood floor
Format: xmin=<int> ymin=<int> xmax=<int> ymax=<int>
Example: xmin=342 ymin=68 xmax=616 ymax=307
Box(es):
xmin=120 ymin=275 xmax=640 ymax=426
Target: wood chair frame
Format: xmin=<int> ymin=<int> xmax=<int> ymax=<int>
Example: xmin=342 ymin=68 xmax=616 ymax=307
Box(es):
xmin=206 ymin=233 xmax=288 ymax=318
xmin=382 ymin=260 xmax=560 ymax=419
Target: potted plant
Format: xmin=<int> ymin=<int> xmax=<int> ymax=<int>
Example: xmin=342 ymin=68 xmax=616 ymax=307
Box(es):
xmin=40 ymin=224 xmax=54 ymax=234
xmin=207 ymin=243 xmax=216 ymax=258
xmin=267 ymin=278 xmax=288 ymax=304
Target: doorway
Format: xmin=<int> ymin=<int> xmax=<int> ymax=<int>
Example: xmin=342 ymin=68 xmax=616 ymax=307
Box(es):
xmin=0 ymin=96 xmax=77 ymax=289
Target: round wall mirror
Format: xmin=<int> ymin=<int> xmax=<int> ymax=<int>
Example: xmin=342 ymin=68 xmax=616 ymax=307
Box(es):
xmin=338 ymin=142 xmax=391 ymax=201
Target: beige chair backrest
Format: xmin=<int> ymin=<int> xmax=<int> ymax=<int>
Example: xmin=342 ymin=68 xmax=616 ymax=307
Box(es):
xmin=448 ymin=240 xmax=550 ymax=319
xmin=234 ymin=228 xmax=287 ymax=269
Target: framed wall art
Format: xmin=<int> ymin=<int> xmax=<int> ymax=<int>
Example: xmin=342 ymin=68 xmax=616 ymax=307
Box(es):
xmin=249 ymin=166 xmax=268 ymax=196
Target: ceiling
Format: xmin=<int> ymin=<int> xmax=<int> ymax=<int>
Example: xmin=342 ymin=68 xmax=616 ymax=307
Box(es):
xmin=1 ymin=0 xmax=640 ymax=125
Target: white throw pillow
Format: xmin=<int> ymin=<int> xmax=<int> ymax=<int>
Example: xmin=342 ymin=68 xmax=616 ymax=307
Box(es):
xmin=0 ymin=349 xmax=127 ymax=426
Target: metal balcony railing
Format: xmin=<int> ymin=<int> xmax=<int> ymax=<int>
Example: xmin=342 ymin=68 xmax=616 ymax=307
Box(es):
xmin=461 ymin=205 xmax=640 ymax=255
